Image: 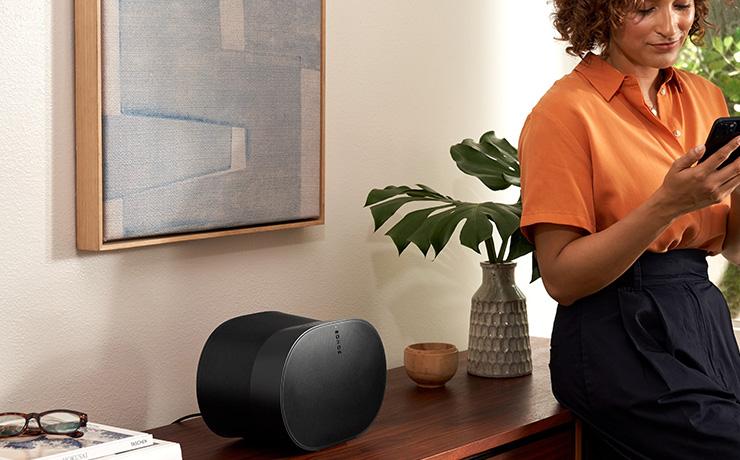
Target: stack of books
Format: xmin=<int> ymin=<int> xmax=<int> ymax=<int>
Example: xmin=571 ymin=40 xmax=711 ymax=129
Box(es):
xmin=0 ymin=423 xmax=181 ymax=460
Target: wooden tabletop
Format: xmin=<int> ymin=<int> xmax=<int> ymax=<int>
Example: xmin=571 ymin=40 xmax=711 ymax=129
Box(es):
xmin=149 ymin=337 xmax=572 ymax=459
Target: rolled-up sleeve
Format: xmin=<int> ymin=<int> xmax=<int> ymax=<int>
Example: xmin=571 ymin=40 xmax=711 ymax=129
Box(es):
xmin=519 ymin=110 xmax=596 ymax=244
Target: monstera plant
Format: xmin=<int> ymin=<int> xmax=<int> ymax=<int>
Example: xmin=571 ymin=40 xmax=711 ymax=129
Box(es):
xmin=364 ymin=131 xmax=539 ymax=282
xmin=366 ymin=131 xmax=538 ymax=378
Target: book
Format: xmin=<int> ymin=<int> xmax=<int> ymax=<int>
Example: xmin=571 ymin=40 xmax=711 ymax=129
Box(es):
xmin=0 ymin=423 xmax=153 ymax=460
xmin=98 ymin=440 xmax=181 ymax=460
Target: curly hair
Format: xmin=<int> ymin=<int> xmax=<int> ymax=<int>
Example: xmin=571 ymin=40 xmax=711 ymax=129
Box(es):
xmin=552 ymin=0 xmax=712 ymax=57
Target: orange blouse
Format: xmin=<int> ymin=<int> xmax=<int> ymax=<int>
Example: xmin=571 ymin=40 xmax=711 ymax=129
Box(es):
xmin=519 ymin=53 xmax=731 ymax=255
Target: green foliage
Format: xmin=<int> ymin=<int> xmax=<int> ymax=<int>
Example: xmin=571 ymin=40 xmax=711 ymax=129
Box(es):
xmin=676 ymin=9 xmax=740 ymax=316
xmin=720 ymin=264 xmax=740 ymax=318
xmin=676 ymin=28 xmax=740 ymax=115
xmin=365 ymin=132 xmax=540 ymax=282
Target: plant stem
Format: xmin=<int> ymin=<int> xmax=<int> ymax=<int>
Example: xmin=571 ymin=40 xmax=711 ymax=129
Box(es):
xmin=498 ymin=236 xmax=509 ymax=263
xmin=484 ymin=238 xmax=496 ymax=264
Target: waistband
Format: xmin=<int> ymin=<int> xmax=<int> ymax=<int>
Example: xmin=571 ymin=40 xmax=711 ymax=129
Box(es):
xmin=611 ymin=249 xmax=709 ymax=289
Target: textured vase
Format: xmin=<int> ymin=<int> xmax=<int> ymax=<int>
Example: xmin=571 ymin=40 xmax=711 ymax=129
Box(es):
xmin=467 ymin=262 xmax=532 ymax=378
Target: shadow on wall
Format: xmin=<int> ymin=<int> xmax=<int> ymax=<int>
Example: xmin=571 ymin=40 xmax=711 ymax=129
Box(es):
xmin=370 ymin=243 xmax=478 ymax=351
xmin=49 ymin=0 xmax=76 ymax=262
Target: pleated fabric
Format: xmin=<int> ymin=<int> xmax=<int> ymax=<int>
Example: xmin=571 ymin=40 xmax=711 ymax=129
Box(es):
xmin=550 ymin=249 xmax=740 ymax=459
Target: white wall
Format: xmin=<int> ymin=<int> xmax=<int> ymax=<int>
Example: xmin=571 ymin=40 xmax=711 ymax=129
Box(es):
xmin=0 ymin=0 xmax=604 ymax=431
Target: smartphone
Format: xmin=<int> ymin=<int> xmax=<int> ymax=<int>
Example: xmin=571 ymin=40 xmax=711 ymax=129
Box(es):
xmin=698 ymin=117 xmax=740 ymax=169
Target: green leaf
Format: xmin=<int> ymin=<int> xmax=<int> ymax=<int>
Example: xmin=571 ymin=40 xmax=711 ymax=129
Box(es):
xmin=448 ymin=132 xmax=521 ymax=192
xmin=406 ymin=190 xmax=435 ymax=198
xmin=385 ymin=205 xmax=453 ymax=254
xmin=369 ymin=196 xmax=426 ymax=231
xmin=479 ymin=202 xmax=520 ymax=239
xmin=365 ymin=186 xmax=411 ymax=206
xmin=430 ymin=205 xmax=476 ymax=256
xmin=708 ymin=58 xmax=728 ymax=72
xmin=459 ymin=208 xmax=494 ymax=254
xmin=405 ymin=184 xmax=450 ymax=200
xmin=505 ymin=229 xmax=534 ymax=262
xmin=407 ymin=208 xmax=456 ymax=256
xmin=530 ymin=252 xmax=541 ymax=283
xmin=480 ymin=131 xmax=520 ymax=162
xmin=462 ymin=138 xmax=519 ymax=173
xmin=450 ymin=143 xmax=513 ymax=191
xmin=713 ymin=35 xmax=724 ymax=53
xmin=362 ymin=129 xmax=535 ymax=277
xmin=499 ymin=201 xmax=522 ymax=216
xmin=719 ymin=76 xmax=740 ymax=100
xmin=416 ymin=184 xmax=445 ymax=197
xmin=477 ymin=140 xmax=519 ymax=173
xmin=724 ymin=36 xmax=734 ymax=51
xmin=503 ymin=173 xmax=521 ymax=186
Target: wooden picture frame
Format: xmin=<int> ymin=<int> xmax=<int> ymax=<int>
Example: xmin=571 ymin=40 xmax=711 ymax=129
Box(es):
xmin=74 ymin=0 xmax=325 ymax=251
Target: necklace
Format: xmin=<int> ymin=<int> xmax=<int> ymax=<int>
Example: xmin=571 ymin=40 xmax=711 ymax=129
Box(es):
xmin=602 ymin=54 xmax=660 ymax=117
xmin=645 ymin=97 xmax=658 ymax=117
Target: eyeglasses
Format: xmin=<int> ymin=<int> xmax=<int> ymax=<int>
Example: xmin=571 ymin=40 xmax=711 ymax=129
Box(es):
xmin=0 ymin=410 xmax=88 ymax=438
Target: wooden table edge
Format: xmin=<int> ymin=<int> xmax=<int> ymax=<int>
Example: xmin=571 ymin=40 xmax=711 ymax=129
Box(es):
xmin=423 ymin=410 xmax=576 ymax=459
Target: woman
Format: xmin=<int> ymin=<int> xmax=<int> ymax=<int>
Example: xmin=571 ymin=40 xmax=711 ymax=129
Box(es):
xmin=518 ymin=0 xmax=740 ymax=458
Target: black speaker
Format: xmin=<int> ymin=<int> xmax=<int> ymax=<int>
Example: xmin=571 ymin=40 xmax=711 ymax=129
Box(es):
xmin=196 ymin=311 xmax=387 ymax=451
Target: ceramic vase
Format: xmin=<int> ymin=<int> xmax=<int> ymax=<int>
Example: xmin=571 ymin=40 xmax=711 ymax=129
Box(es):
xmin=467 ymin=262 xmax=532 ymax=378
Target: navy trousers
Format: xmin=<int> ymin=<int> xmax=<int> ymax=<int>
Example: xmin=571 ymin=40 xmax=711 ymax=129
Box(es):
xmin=550 ymin=249 xmax=740 ymax=459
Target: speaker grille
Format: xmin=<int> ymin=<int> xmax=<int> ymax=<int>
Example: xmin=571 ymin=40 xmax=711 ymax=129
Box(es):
xmin=281 ymin=320 xmax=386 ymax=450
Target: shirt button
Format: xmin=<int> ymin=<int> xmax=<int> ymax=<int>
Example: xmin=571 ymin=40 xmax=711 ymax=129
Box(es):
xmin=673 ymin=129 xmax=682 ymax=137
xmin=660 ymin=87 xmax=667 ymax=96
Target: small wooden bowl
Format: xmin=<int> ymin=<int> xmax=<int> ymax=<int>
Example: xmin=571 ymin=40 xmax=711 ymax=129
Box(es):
xmin=403 ymin=342 xmax=459 ymax=388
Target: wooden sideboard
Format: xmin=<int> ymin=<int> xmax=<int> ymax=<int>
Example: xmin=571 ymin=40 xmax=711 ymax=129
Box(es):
xmin=149 ymin=337 xmax=578 ymax=459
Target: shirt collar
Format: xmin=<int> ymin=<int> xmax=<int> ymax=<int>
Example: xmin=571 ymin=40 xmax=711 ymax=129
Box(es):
xmin=575 ymin=52 xmax=684 ymax=101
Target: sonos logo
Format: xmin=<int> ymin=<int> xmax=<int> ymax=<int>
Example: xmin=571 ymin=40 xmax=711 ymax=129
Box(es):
xmin=335 ymin=329 xmax=342 ymax=355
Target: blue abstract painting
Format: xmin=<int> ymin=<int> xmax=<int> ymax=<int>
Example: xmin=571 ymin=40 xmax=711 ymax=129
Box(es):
xmin=101 ymin=0 xmax=322 ymax=241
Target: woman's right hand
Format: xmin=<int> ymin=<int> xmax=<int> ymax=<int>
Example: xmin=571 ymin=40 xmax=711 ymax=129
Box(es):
xmin=655 ymin=136 xmax=740 ymax=219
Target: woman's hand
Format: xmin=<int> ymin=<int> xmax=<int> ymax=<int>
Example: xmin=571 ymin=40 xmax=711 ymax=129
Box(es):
xmin=654 ymin=136 xmax=740 ymax=219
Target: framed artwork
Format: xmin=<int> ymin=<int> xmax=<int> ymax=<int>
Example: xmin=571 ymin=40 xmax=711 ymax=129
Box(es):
xmin=74 ymin=0 xmax=325 ymax=250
